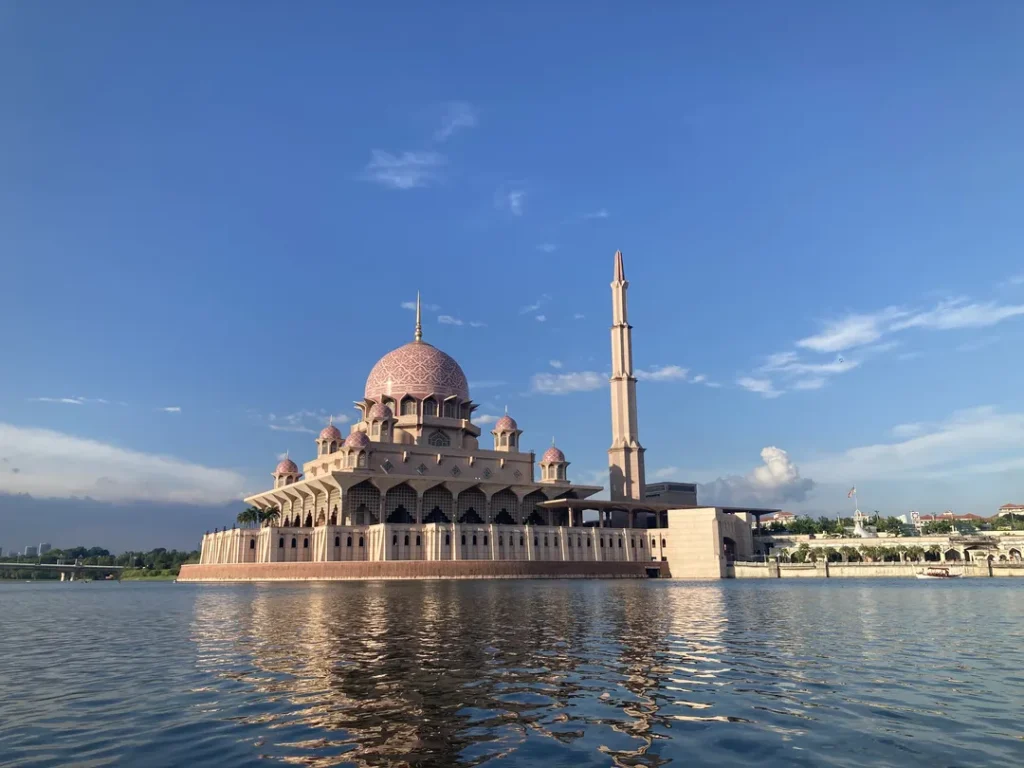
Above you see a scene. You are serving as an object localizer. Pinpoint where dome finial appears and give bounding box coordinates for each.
[328,414,334,426]
[551,436,556,446]
[414,291,423,342]
[504,404,508,415]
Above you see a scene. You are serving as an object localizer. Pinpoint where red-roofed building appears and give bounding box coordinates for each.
[997,503,1024,517]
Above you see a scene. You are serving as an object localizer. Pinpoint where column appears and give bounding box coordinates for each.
[415,493,423,525]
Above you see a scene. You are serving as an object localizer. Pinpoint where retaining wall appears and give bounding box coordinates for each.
[733,561,1024,579]
[178,560,670,582]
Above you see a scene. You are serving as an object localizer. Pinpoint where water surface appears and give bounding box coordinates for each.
[1,579,1021,767]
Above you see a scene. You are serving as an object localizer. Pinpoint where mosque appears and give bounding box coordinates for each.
[183,252,769,581]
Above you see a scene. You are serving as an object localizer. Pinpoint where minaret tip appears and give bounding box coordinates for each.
[613,250,625,282]
[504,404,508,415]
[414,292,423,342]
[328,414,334,426]
[551,436,556,446]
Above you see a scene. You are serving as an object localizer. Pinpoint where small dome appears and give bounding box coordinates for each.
[493,414,518,431]
[344,431,370,448]
[541,445,566,464]
[319,424,343,441]
[275,458,299,475]
[367,402,393,421]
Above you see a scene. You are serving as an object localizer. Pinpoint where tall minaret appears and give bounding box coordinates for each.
[608,250,646,501]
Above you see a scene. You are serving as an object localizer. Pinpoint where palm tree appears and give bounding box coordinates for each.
[259,507,281,527]
[236,507,257,527]
[905,545,925,562]
[839,545,859,562]
[822,546,839,563]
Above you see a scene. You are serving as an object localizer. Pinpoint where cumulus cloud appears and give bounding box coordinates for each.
[549,360,563,369]
[699,447,815,506]
[475,414,499,425]
[535,315,547,322]
[0,423,246,504]
[363,150,445,190]
[737,377,782,398]
[531,371,604,395]
[635,365,687,382]
[433,101,477,142]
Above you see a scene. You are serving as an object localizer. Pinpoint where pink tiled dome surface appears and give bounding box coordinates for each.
[319,425,343,440]
[493,414,518,431]
[541,446,566,464]
[367,402,394,420]
[275,458,299,474]
[364,341,469,401]
[344,431,370,448]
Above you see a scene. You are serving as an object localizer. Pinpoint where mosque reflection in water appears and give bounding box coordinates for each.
[188,582,739,767]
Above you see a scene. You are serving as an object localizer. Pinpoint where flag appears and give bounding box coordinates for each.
[847,486,856,498]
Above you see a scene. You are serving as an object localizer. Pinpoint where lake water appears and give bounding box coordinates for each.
[1,579,1021,767]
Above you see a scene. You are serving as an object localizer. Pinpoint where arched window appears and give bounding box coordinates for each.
[347,536,352,547]
[652,538,657,548]
[520,536,524,546]
[544,536,549,547]
[554,536,558,546]
[383,397,396,412]
[428,430,450,447]
[291,538,297,548]
[358,537,364,547]
[347,453,355,467]
[445,534,450,546]
[618,538,623,548]
[600,538,605,548]
[631,539,635,548]
[320,443,327,455]
[639,538,644,549]
[586,537,591,547]
[401,398,417,416]
[499,434,507,447]
[392,534,398,545]
[443,401,457,418]
[303,538,308,548]
[330,441,337,452]
[404,535,409,546]
[662,539,667,548]
[249,539,255,549]
[334,536,340,547]
[568,536,573,547]
[461,534,466,546]
[578,537,582,548]
[499,535,504,546]
[372,423,380,436]
[534,536,539,547]
[483,535,488,546]
[423,399,438,417]
[357,453,367,468]
[509,434,516,448]
[278,538,284,548]
[416,535,421,546]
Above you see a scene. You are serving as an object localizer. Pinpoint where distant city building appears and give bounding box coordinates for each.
[24,546,38,557]
[643,482,697,507]
[998,503,1024,517]
[38,543,51,555]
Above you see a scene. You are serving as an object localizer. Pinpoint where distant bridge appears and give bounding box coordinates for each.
[0,560,125,581]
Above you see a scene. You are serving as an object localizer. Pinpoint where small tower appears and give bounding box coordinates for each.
[491,407,522,452]
[539,439,569,484]
[366,402,394,442]
[608,250,646,501]
[273,456,301,489]
[316,416,343,456]
[343,430,370,468]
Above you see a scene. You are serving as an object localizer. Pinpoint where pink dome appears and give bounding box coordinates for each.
[344,431,370,448]
[319,424,343,440]
[541,445,566,464]
[494,414,518,431]
[275,458,299,475]
[367,402,393,420]
[364,341,469,401]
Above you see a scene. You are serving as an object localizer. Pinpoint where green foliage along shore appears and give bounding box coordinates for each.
[0,547,199,580]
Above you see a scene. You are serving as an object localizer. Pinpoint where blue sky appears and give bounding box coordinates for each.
[2,2,1023,550]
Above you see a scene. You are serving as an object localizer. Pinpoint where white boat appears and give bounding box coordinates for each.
[915,566,963,580]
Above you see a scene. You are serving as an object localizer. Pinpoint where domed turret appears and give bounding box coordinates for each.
[345,431,370,449]
[491,407,522,452]
[539,439,569,484]
[273,456,302,488]
[365,401,394,443]
[316,417,343,456]
[367,402,393,421]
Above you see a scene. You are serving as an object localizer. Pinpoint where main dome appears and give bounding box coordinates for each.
[364,341,470,401]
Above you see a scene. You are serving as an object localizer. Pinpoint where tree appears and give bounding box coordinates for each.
[236,507,260,528]
[905,545,925,562]
[259,507,281,527]
[839,545,860,562]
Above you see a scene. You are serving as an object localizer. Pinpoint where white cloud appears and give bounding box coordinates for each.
[803,406,1024,482]
[160,406,182,413]
[530,371,604,395]
[438,315,464,326]
[793,378,825,391]
[891,422,927,438]
[1008,274,1024,286]
[652,466,681,480]
[0,423,246,504]
[582,209,609,219]
[549,360,563,369]
[892,298,1024,331]
[737,377,782,398]
[266,410,348,434]
[700,446,814,506]
[537,243,558,253]
[705,382,722,388]
[796,307,906,353]
[574,313,585,320]
[475,414,499,425]
[635,365,688,382]
[433,101,477,142]
[30,396,108,406]
[535,315,547,322]
[401,300,440,312]
[495,185,527,216]
[363,150,445,190]
[691,374,706,384]
[898,351,923,361]
[469,321,487,328]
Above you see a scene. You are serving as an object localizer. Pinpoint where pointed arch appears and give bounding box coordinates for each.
[491,489,518,525]
[458,487,487,524]
[423,485,454,524]
[523,490,547,525]
[346,481,380,525]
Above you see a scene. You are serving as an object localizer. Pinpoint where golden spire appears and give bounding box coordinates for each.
[414,291,423,342]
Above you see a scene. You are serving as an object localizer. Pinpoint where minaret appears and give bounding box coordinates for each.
[608,250,646,501]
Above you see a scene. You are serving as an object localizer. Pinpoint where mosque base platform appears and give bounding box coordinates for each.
[178,560,670,582]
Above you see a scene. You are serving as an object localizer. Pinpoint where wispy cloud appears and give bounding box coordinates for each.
[530,371,605,395]
[469,321,487,328]
[691,374,706,384]
[401,300,440,312]
[537,243,558,253]
[0,422,246,504]
[160,406,182,413]
[582,209,609,219]
[549,360,563,369]
[535,315,547,322]
[475,413,499,425]
[265,410,349,434]
[363,150,445,190]
[438,315,463,326]
[433,101,477,142]
[573,313,585,320]
[519,294,551,315]
[1007,274,1024,286]
[652,466,682,480]
[737,377,783,399]
[635,365,688,382]
[30,396,108,406]
[759,352,859,377]
[792,378,825,391]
